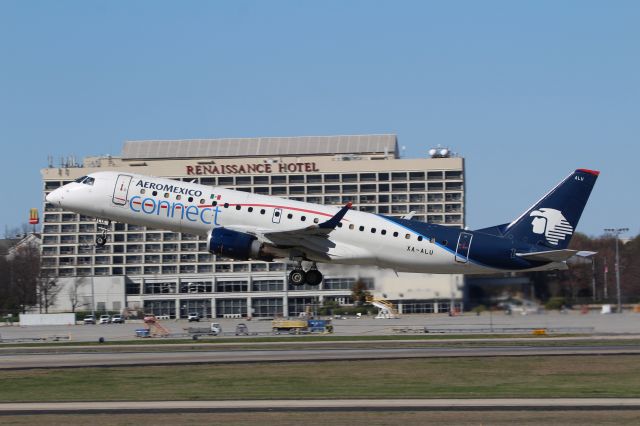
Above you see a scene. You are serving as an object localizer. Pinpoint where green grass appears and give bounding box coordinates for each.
[4,412,640,426]
[0,333,591,349]
[1,355,639,402]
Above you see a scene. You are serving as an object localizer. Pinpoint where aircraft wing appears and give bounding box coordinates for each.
[262,202,352,241]
[516,249,596,262]
[224,203,352,260]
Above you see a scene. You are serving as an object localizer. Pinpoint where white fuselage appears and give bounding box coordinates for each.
[47,171,494,274]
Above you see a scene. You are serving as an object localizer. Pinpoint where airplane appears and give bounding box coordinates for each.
[45,168,599,286]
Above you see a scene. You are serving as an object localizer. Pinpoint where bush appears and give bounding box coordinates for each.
[471,305,487,314]
[545,297,566,311]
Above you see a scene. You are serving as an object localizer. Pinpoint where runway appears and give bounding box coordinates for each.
[1,398,640,414]
[2,344,640,369]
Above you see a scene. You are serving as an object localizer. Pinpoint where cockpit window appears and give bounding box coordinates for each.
[74,176,95,186]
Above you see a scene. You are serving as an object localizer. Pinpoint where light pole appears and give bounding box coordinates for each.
[604,228,628,314]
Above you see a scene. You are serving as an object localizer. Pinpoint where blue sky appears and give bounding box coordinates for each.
[1,1,638,237]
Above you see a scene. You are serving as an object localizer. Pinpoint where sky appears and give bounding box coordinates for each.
[0,1,638,238]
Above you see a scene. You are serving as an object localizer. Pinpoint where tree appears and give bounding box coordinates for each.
[0,256,11,315]
[6,241,40,313]
[38,275,61,314]
[351,279,372,306]
[68,277,87,313]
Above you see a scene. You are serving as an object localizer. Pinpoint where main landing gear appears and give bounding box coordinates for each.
[96,219,111,247]
[289,262,323,287]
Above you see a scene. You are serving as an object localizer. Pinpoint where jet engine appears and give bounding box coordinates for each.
[207,227,276,261]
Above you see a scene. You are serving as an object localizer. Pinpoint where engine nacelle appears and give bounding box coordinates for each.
[207,228,274,261]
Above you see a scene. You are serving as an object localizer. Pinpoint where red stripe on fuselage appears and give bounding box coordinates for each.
[197,203,350,220]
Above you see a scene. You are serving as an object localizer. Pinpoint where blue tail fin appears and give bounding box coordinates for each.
[504,169,599,249]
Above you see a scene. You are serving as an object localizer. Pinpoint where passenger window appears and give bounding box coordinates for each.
[260,209,266,214]
[359,226,364,231]
[371,228,377,233]
[313,218,319,224]
[248,207,253,212]
[236,205,241,211]
[381,229,386,235]
[152,191,158,196]
[287,213,293,219]
[349,224,354,230]
[188,197,194,203]
[405,234,411,239]
[338,223,343,228]
[274,211,280,217]
[211,200,217,206]
[301,216,306,221]
[200,199,205,204]
[224,203,229,208]
[176,195,182,201]
[164,193,170,198]
[417,236,423,241]
[393,232,399,237]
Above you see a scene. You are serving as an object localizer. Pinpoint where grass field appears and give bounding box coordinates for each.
[1,355,639,402]
[2,411,640,426]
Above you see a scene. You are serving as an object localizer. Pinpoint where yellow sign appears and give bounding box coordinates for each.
[29,208,39,225]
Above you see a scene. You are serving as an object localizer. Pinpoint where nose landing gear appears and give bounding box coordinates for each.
[288,261,323,287]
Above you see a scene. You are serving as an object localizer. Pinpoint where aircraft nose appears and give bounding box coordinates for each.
[46,188,63,206]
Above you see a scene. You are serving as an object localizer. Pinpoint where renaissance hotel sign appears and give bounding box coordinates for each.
[186,162,320,175]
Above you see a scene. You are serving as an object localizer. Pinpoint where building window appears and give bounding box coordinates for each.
[323,278,355,290]
[252,280,284,292]
[216,299,247,318]
[216,281,248,293]
[252,298,284,317]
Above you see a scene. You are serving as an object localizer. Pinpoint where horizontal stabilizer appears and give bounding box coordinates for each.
[516,249,580,262]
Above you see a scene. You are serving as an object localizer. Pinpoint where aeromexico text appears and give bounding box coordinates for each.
[186,162,320,175]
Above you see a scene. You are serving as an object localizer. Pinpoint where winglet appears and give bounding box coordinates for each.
[318,202,352,230]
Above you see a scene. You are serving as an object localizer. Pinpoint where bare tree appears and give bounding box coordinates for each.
[7,241,40,313]
[68,277,87,313]
[38,275,61,314]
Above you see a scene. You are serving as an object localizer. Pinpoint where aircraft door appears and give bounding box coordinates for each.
[455,232,473,263]
[272,208,282,224]
[112,174,133,206]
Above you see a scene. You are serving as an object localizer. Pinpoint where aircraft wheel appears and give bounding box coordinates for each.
[305,269,323,286]
[289,269,307,286]
[96,235,107,247]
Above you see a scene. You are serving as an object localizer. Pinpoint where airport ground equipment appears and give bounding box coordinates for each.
[141,314,170,337]
[368,297,400,319]
[272,318,334,334]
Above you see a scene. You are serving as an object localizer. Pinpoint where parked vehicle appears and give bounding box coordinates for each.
[83,315,96,325]
[235,323,250,336]
[272,318,333,334]
[111,314,125,324]
[210,323,222,335]
[99,315,111,324]
[187,313,201,322]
